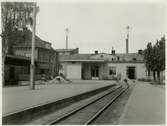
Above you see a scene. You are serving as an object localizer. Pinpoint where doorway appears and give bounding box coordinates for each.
[91,65,99,79]
[127,66,136,79]
[9,67,15,79]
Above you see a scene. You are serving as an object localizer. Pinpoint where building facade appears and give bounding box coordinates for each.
[56,48,79,55]
[59,50,150,80]
[5,34,58,85]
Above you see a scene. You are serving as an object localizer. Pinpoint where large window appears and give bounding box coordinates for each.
[109,66,116,75]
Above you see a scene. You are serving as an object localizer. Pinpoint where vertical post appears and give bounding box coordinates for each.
[30,2,37,90]
[126,38,128,54]
[126,25,130,54]
[55,52,59,76]
[65,28,69,49]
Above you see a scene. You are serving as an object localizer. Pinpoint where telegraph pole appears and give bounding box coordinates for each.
[126,25,130,54]
[30,2,37,90]
[65,28,69,49]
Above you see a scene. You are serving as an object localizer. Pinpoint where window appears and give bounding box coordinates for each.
[71,62,76,64]
[109,66,116,75]
[132,58,136,61]
[40,69,45,74]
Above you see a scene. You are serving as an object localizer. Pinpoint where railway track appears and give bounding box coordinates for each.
[48,84,129,125]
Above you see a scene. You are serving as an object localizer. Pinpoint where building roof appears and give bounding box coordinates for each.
[6,54,31,61]
[55,48,78,52]
[59,53,144,63]
[5,55,39,66]
[13,30,52,49]
[60,54,105,62]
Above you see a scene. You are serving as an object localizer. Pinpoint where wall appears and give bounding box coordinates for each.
[66,63,81,79]
[108,63,147,79]
[60,62,148,80]
[38,48,57,77]
[61,62,82,79]
[99,63,108,80]
[82,63,91,80]
[13,48,38,59]
[5,65,29,85]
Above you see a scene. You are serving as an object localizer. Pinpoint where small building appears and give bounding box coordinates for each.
[4,33,58,86]
[13,45,57,76]
[59,50,150,80]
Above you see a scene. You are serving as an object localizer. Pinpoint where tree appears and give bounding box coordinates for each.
[1,2,35,53]
[155,36,165,81]
[158,36,165,71]
[144,42,153,79]
[1,2,37,86]
[144,36,165,81]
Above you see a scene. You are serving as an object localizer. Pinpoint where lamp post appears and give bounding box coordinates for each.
[65,28,69,49]
[126,25,130,54]
[30,2,37,90]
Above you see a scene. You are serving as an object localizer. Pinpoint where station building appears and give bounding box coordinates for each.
[59,49,150,80]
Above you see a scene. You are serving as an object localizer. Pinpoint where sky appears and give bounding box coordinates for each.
[35,1,165,53]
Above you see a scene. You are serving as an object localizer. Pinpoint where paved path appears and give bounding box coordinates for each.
[3,80,115,116]
[119,81,165,124]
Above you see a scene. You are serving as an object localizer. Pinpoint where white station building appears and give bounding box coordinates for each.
[59,49,150,80]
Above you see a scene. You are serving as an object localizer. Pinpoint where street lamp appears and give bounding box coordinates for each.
[65,28,69,49]
[30,2,37,90]
[126,25,130,54]
[126,25,130,39]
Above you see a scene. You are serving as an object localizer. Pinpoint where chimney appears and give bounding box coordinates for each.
[75,48,79,54]
[138,49,143,55]
[126,38,129,54]
[95,50,98,54]
[111,47,115,55]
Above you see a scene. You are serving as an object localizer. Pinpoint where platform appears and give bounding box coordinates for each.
[3,80,115,116]
[119,81,165,124]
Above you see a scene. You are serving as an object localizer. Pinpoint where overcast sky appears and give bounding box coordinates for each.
[36,1,165,53]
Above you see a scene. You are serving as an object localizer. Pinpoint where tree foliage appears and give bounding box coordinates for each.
[1,2,36,54]
[144,36,165,73]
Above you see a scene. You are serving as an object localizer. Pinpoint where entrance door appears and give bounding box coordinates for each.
[127,67,136,79]
[91,66,99,79]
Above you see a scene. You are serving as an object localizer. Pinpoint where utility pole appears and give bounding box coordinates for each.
[126,25,130,54]
[65,28,69,49]
[30,2,37,90]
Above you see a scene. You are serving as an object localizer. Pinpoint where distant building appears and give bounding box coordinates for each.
[56,48,79,55]
[59,49,151,80]
[13,43,57,76]
[5,32,58,86]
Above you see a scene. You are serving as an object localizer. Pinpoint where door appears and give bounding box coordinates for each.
[127,67,136,79]
[91,65,99,79]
